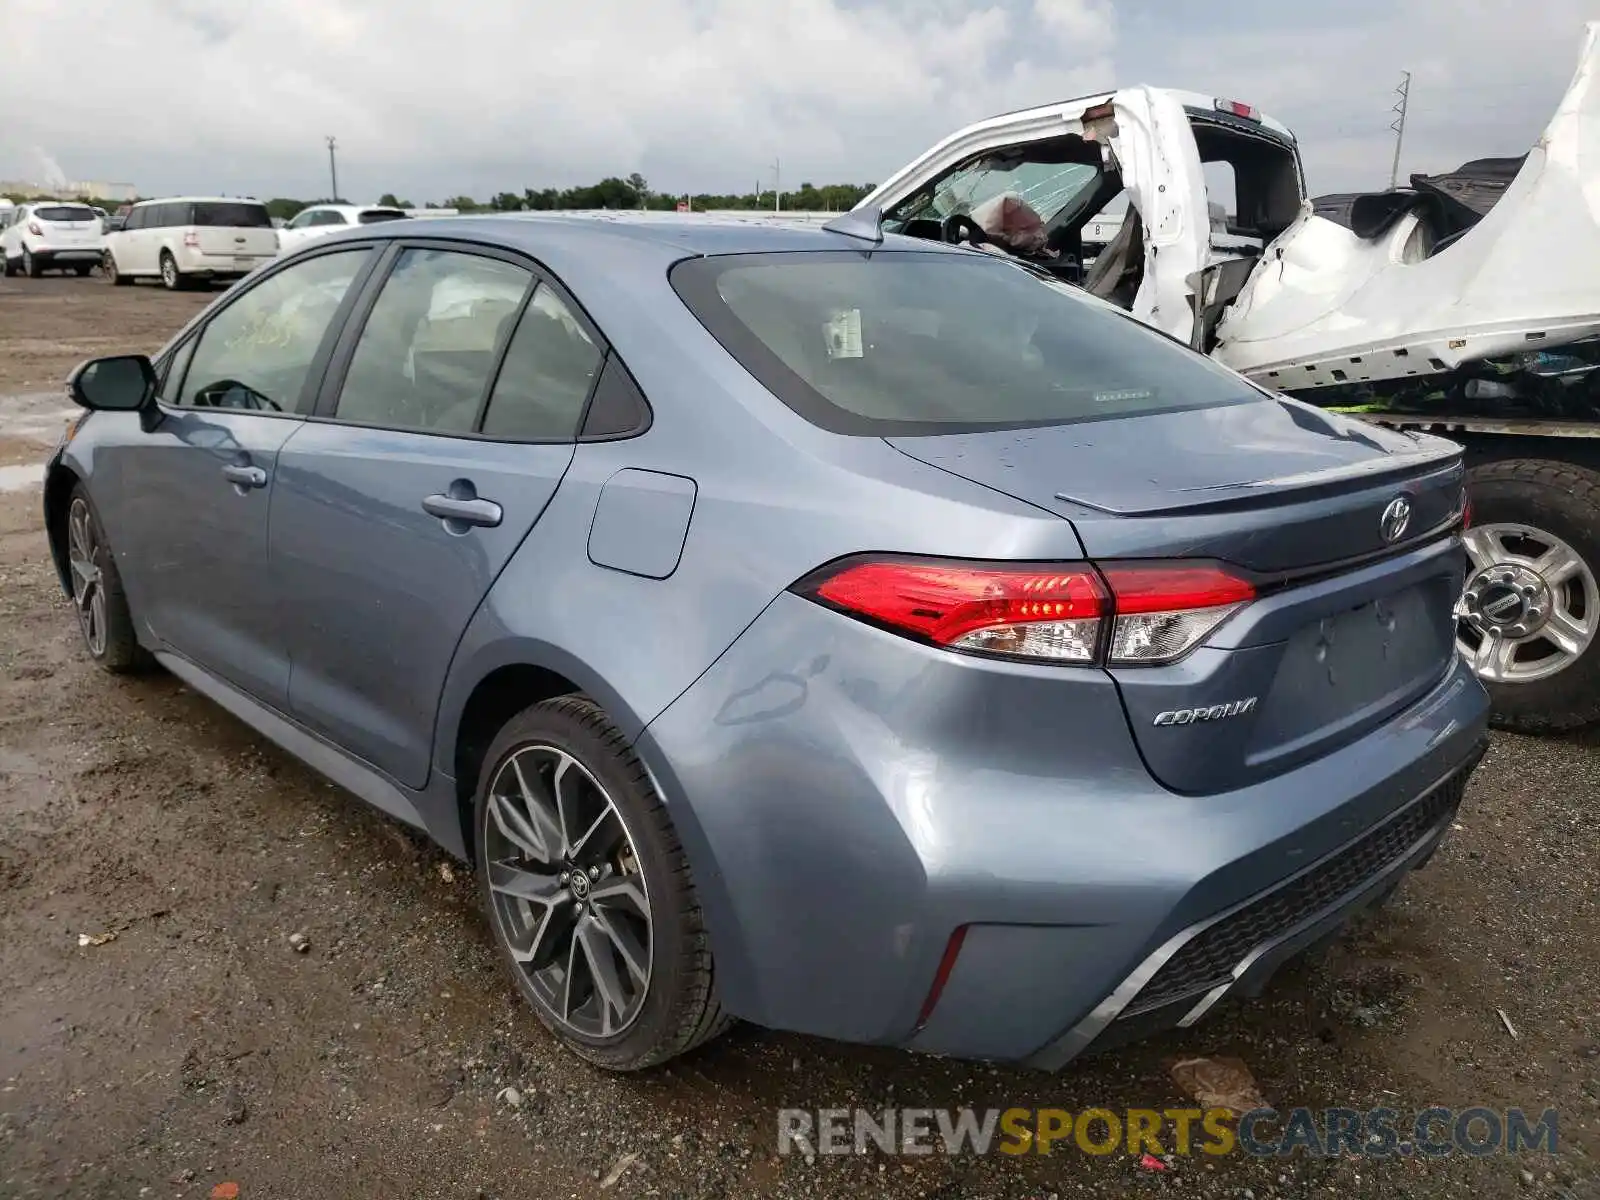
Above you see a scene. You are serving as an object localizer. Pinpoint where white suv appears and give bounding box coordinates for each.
[105,197,279,289]
[275,203,409,255]
[1,201,106,277]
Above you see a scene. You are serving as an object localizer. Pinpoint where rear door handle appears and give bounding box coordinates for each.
[222,464,268,489]
[422,493,503,528]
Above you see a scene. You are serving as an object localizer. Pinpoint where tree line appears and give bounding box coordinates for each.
[6,175,877,223]
[264,174,875,220]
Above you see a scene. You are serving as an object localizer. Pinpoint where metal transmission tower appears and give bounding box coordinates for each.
[326,136,340,202]
[1388,72,1412,190]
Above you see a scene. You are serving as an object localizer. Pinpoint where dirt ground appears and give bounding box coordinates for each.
[2,275,1598,1200]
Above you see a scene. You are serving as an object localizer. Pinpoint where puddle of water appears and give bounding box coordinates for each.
[0,463,45,492]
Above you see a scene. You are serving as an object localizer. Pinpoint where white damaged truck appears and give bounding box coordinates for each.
[858,22,1600,733]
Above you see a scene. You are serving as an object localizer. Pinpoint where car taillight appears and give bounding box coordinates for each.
[797,556,1255,667]
[1214,98,1260,120]
[183,231,200,247]
[1098,563,1255,665]
[27,221,42,236]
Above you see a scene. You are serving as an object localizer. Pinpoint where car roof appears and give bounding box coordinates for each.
[324,210,973,263]
[303,203,405,214]
[129,196,269,208]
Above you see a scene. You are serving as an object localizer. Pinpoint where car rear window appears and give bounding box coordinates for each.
[191,202,273,228]
[35,206,97,222]
[670,251,1265,435]
[357,209,409,225]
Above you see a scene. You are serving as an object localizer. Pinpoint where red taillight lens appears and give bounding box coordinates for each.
[27,221,42,236]
[1462,495,1473,529]
[1215,99,1260,120]
[800,556,1254,667]
[1098,563,1255,665]
[811,558,1109,663]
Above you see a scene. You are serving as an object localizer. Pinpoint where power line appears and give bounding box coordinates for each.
[1388,71,1412,189]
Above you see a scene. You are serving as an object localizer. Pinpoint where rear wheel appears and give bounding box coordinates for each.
[2,254,14,278]
[65,486,148,673]
[473,696,730,1070]
[107,253,132,286]
[160,251,182,291]
[23,248,42,278]
[1458,458,1600,731]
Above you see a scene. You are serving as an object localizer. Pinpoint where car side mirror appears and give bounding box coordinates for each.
[68,355,158,413]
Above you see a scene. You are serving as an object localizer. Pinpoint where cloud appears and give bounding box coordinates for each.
[0,0,1591,201]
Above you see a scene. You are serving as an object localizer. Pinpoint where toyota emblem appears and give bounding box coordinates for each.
[1380,496,1412,543]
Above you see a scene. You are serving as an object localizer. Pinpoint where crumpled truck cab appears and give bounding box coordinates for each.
[860,85,1306,351]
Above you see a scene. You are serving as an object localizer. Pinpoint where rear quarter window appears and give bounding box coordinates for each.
[670,250,1265,436]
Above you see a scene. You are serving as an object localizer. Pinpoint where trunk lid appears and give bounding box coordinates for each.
[887,400,1468,794]
[190,202,277,257]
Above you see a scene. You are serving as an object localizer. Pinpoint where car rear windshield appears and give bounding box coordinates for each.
[35,206,97,222]
[191,202,273,228]
[357,209,409,225]
[670,251,1264,435]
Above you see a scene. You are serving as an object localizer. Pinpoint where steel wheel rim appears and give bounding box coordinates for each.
[161,257,175,287]
[483,743,653,1039]
[67,498,107,657]
[1457,521,1599,683]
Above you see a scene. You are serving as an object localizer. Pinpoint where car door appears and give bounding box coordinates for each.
[269,242,603,786]
[112,244,378,706]
[276,208,317,253]
[129,204,160,274]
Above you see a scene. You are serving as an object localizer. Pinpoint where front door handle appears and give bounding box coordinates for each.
[422,493,503,528]
[222,464,268,489]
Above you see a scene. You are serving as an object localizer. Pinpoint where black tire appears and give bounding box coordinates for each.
[107,253,132,286]
[473,696,730,1070]
[160,251,183,291]
[2,255,15,278]
[64,484,150,674]
[1465,458,1600,732]
[24,249,42,278]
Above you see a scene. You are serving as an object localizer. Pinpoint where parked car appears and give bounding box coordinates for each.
[45,215,1488,1071]
[104,196,278,289]
[859,20,1600,734]
[1,201,106,277]
[274,203,409,255]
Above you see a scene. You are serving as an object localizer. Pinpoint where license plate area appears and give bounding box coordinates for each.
[1248,583,1452,759]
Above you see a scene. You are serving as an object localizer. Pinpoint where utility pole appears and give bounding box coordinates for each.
[772,158,782,213]
[1388,72,1411,190]
[326,135,340,202]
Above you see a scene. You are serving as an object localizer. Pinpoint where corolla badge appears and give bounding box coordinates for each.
[1153,697,1258,727]
[1380,496,1412,543]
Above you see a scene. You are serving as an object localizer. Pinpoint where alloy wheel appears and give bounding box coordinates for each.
[67,498,108,657]
[1457,521,1599,683]
[161,256,176,288]
[482,743,653,1039]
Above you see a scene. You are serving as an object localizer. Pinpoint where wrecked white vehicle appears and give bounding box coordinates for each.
[856,21,1600,733]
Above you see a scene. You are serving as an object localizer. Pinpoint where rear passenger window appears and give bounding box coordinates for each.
[333,248,531,434]
[480,286,602,441]
[178,249,367,414]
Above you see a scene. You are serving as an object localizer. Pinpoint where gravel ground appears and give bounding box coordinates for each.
[1,276,1598,1200]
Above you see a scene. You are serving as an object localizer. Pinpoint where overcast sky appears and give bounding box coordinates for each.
[1,0,1594,203]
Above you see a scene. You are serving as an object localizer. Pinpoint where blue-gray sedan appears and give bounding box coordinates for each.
[43,212,1489,1070]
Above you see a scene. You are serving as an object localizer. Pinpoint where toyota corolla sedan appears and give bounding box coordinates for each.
[45,212,1489,1071]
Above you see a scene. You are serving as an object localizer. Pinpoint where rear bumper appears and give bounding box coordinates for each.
[25,244,103,262]
[638,590,1491,1064]
[174,249,276,277]
[1023,740,1482,1067]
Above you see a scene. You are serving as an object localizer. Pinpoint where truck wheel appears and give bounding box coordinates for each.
[1458,459,1600,732]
